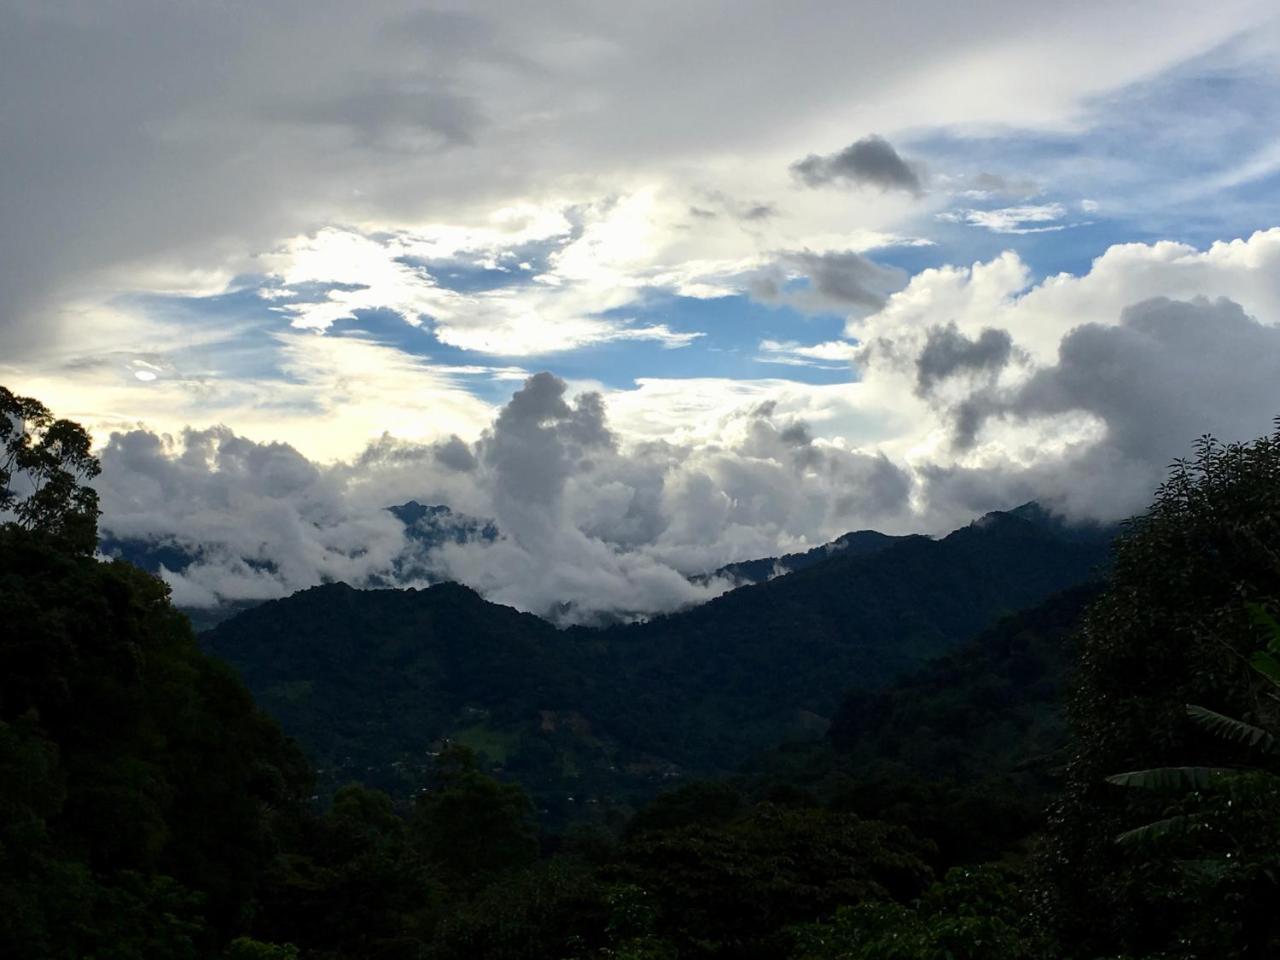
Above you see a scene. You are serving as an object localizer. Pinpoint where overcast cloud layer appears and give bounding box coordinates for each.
[6,2,1280,620]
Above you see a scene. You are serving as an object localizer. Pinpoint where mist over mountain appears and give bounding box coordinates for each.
[699,529,920,587]
[202,503,1114,809]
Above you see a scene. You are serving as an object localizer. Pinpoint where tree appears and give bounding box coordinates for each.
[1,385,100,554]
[1039,424,1280,958]
[0,389,312,956]
[791,866,1041,960]
[410,745,539,889]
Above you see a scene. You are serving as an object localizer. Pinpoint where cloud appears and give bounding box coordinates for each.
[952,171,1041,199]
[3,0,1271,374]
[791,136,923,194]
[846,230,1280,521]
[750,249,908,313]
[95,426,422,608]
[0,331,498,462]
[914,323,1015,396]
[937,202,1071,233]
[90,370,923,622]
[50,224,1280,623]
[996,296,1280,467]
[757,339,860,368]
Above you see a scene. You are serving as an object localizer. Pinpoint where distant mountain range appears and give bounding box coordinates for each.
[201,503,1116,815]
[698,529,921,587]
[99,501,500,628]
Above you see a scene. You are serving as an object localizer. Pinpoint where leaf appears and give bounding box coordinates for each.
[1176,858,1231,881]
[1106,767,1236,792]
[1249,650,1280,690]
[1185,704,1276,753]
[1115,814,1198,847]
[1247,602,1280,653]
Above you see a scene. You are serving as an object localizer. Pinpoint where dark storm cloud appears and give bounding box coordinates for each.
[790,135,923,194]
[433,435,479,472]
[1009,296,1280,463]
[915,323,1015,395]
[918,296,1280,515]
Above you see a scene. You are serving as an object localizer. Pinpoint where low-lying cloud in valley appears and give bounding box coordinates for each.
[91,230,1280,624]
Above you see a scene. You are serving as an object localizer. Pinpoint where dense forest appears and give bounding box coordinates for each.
[4,384,1280,958]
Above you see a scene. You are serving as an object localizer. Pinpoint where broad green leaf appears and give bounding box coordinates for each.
[1176,858,1231,881]
[1185,704,1276,752]
[1249,650,1280,689]
[1106,766,1236,792]
[1247,602,1280,654]
[1115,814,1198,847]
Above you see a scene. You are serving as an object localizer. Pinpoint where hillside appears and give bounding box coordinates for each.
[699,529,920,586]
[203,505,1114,808]
[584,505,1112,767]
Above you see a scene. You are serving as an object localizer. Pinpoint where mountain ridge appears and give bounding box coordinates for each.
[201,503,1117,810]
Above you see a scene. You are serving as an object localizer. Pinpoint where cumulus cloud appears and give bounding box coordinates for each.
[991,296,1280,467]
[846,230,1280,521]
[914,323,1015,396]
[93,372,917,623]
[750,249,908,313]
[791,136,923,195]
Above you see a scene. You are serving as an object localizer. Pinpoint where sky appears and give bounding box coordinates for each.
[5,0,1280,621]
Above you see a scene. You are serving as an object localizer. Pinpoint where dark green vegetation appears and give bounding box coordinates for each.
[1039,430,1280,958]
[204,502,1112,807]
[5,383,1280,959]
[700,527,917,585]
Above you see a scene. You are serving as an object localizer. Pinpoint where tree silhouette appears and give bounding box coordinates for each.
[0,385,100,553]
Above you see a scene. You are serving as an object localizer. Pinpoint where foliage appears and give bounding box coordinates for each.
[223,938,301,960]
[411,745,539,889]
[0,391,312,957]
[1040,425,1280,959]
[0,385,100,554]
[251,782,438,958]
[607,802,934,959]
[791,866,1041,960]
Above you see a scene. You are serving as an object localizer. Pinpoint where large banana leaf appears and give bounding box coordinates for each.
[1246,602,1280,648]
[1115,814,1198,847]
[1247,603,1280,689]
[1185,704,1276,752]
[1105,766,1236,791]
[1249,649,1280,688]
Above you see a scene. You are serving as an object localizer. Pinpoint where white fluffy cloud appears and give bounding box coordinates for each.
[92,369,924,622]
[843,229,1280,521]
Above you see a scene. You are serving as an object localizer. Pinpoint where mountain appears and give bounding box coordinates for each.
[825,581,1100,779]
[99,501,499,628]
[388,500,499,549]
[699,529,922,586]
[584,505,1113,767]
[741,583,1102,866]
[201,504,1116,811]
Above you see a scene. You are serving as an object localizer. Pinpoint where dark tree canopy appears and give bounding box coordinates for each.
[0,385,100,554]
[1040,424,1280,958]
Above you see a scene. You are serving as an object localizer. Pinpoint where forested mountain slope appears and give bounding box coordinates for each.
[204,505,1114,804]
